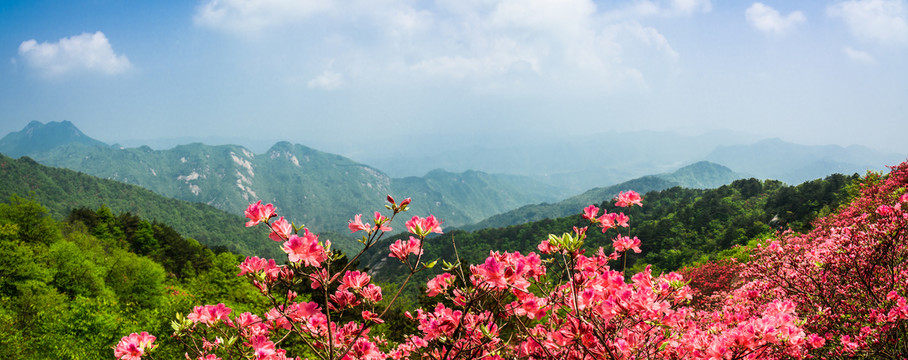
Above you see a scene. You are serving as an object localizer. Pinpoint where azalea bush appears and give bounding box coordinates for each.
[723,163,908,358]
[115,161,908,359]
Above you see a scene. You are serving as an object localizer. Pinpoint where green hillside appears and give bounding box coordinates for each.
[6,122,562,234]
[0,153,280,258]
[364,173,859,283]
[464,161,744,230]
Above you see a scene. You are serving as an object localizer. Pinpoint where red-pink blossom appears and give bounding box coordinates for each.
[268,217,292,241]
[245,201,276,227]
[114,332,156,360]
[362,310,384,324]
[350,339,384,360]
[361,283,383,303]
[187,303,232,326]
[237,256,282,282]
[282,229,327,267]
[876,204,894,216]
[339,270,371,291]
[582,205,600,221]
[348,214,372,233]
[615,190,643,207]
[373,211,392,232]
[330,290,361,310]
[612,212,630,227]
[612,235,642,253]
[406,215,443,238]
[389,237,423,260]
[426,273,456,297]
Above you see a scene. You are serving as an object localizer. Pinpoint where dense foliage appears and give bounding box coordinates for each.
[0,153,281,258]
[365,173,859,278]
[0,196,266,359]
[466,161,742,231]
[722,163,908,357]
[114,165,904,360]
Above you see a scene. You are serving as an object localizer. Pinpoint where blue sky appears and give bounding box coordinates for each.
[1,0,906,157]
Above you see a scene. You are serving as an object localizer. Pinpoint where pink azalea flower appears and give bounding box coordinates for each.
[426,273,456,297]
[329,290,360,310]
[612,235,642,253]
[237,256,282,282]
[876,205,894,216]
[245,201,276,227]
[582,205,600,221]
[373,211,392,232]
[597,213,615,232]
[615,190,643,207]
[361,283,383,303]
[348,213,373,233]
[406,215,443,238]
[611,212,630,227]
[283,301,322,322]
[188,303,232,325]
[282,229,327,267]
[247,335,276,360]
[362,310,385,324]
[340,270,371,291]
[268,217,292,241]
[389,236,423,260]
[537,239,556,254]
[351,339,384,360]
[308,268,330,290]
[114,332,156,360]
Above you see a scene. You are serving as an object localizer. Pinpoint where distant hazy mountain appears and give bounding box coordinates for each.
[2,122,564,233]
[462,161,744,230]
[357,129,762,193]
[704,138,904,184]
[0,120,109,157]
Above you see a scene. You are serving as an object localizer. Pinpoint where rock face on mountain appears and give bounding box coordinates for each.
[0,122,562,233]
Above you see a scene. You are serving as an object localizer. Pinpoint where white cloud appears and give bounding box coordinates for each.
[842,46,877,64]
[745,3,806,35]
[17,31,132,77]
[669,0,712,16]
[195,0,688,93]
[609,0,711,18]
[307,70,344,90]
[828,0,908,45]
[194,0,335,34]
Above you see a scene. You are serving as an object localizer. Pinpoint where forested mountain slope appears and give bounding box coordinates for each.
[2,121,564,233]
[464,161,744,230]
[364,173,859,282]
[0,153,280,258]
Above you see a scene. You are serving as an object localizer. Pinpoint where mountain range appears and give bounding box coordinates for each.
[354,130,903,193]
[462,161,744,230]
[1,121,567,233]
[1,121,902,235]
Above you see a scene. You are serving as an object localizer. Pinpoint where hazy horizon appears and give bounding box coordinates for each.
[2,0,907,157]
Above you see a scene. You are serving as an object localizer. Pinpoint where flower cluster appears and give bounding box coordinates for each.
[114,332,156,360]
[115,160,908,360]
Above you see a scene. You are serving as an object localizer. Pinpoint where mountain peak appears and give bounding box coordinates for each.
[0,121,108,157]
[665,161,742,189]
